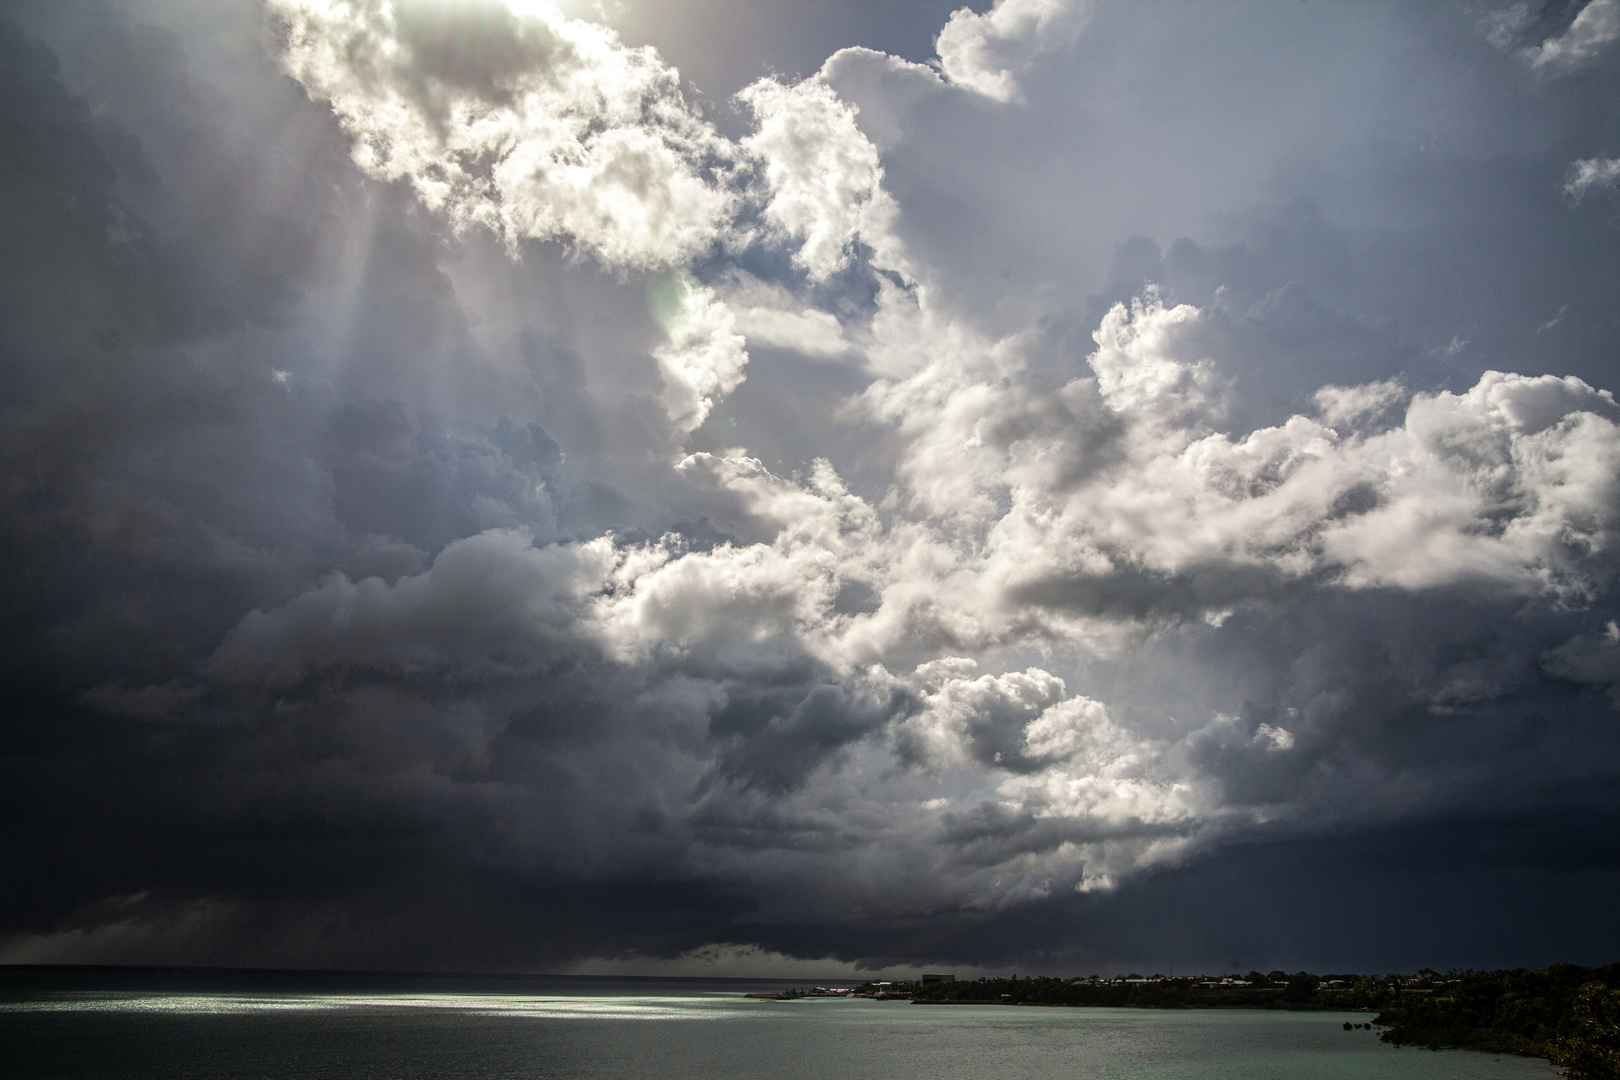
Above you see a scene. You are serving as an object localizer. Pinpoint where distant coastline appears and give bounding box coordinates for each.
[821,962,1620,1068]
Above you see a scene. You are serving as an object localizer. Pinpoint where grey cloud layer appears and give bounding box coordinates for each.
[2,0,1618,973]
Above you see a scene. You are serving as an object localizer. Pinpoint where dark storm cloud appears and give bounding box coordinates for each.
[0,1,742,965]
[2,0,1619,977]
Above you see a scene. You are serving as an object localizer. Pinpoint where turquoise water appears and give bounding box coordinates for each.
[1,982,1558,1079]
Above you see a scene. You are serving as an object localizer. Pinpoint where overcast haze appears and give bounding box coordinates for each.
[2,0,1618,979]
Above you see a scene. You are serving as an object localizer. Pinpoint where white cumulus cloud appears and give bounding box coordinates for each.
[1566,157,1620,202]
[1527,0,1620,75]
[649,277,749,434]
[269,0,739,270]
[739,76,901,280]
[934,0,1092,102]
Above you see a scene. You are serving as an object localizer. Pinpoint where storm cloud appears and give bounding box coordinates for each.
[2,0,1618,976]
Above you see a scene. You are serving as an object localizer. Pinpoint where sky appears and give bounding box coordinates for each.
[1,0,1618,980]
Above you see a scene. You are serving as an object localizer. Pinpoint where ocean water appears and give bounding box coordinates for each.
[0,975,1558,1080]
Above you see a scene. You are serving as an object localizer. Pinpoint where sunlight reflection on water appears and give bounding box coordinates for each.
[1,993,748,1020]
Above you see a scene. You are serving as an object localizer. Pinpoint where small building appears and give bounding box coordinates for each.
[920,973,955,984]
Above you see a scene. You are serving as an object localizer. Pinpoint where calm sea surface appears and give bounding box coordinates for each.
[0,975,1559,1080]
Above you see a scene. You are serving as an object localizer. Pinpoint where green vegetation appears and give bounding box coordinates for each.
[1373,963,1620,1068]
[1548,982,1620,1080]
[852,962,1620,1072]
